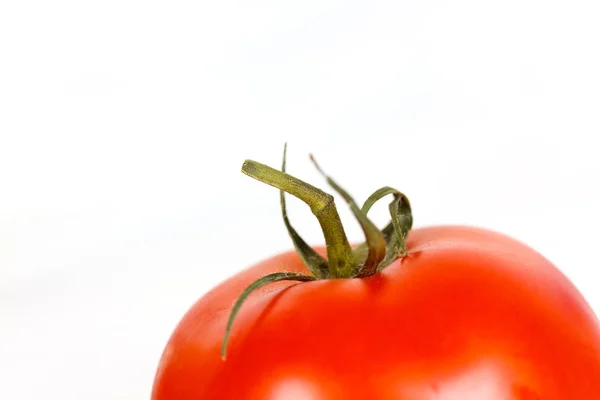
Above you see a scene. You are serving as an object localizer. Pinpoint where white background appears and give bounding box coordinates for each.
[1,1,599,399]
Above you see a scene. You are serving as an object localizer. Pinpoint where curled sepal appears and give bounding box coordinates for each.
[361,187,413,271]
[309,155,386,278]
[221,272,316,359]
[280,144,329,279]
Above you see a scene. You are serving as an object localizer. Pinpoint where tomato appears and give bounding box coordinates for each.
[152,226,600,399]
[151,149,600,399]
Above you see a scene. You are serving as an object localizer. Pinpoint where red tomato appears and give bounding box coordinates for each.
[152,225,600,399]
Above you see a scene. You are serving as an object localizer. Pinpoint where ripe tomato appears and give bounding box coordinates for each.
[152,150,600,399]
[152,226,600,399]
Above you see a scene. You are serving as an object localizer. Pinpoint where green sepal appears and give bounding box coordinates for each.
[280,144,329,279]
[309,155,386,277]
[221,272,317,359]
[361,186,413,271]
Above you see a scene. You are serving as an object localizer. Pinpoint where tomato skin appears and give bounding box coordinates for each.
[152,226,600,399]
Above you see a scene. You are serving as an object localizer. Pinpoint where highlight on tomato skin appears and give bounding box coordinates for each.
[151,149,600,400]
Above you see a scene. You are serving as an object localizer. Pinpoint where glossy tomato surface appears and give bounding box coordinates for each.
[152,226,600,399]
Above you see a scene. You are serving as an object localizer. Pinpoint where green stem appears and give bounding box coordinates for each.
[242,160,355,278]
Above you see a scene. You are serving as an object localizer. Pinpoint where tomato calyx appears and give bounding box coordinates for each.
[221,144,413,359]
